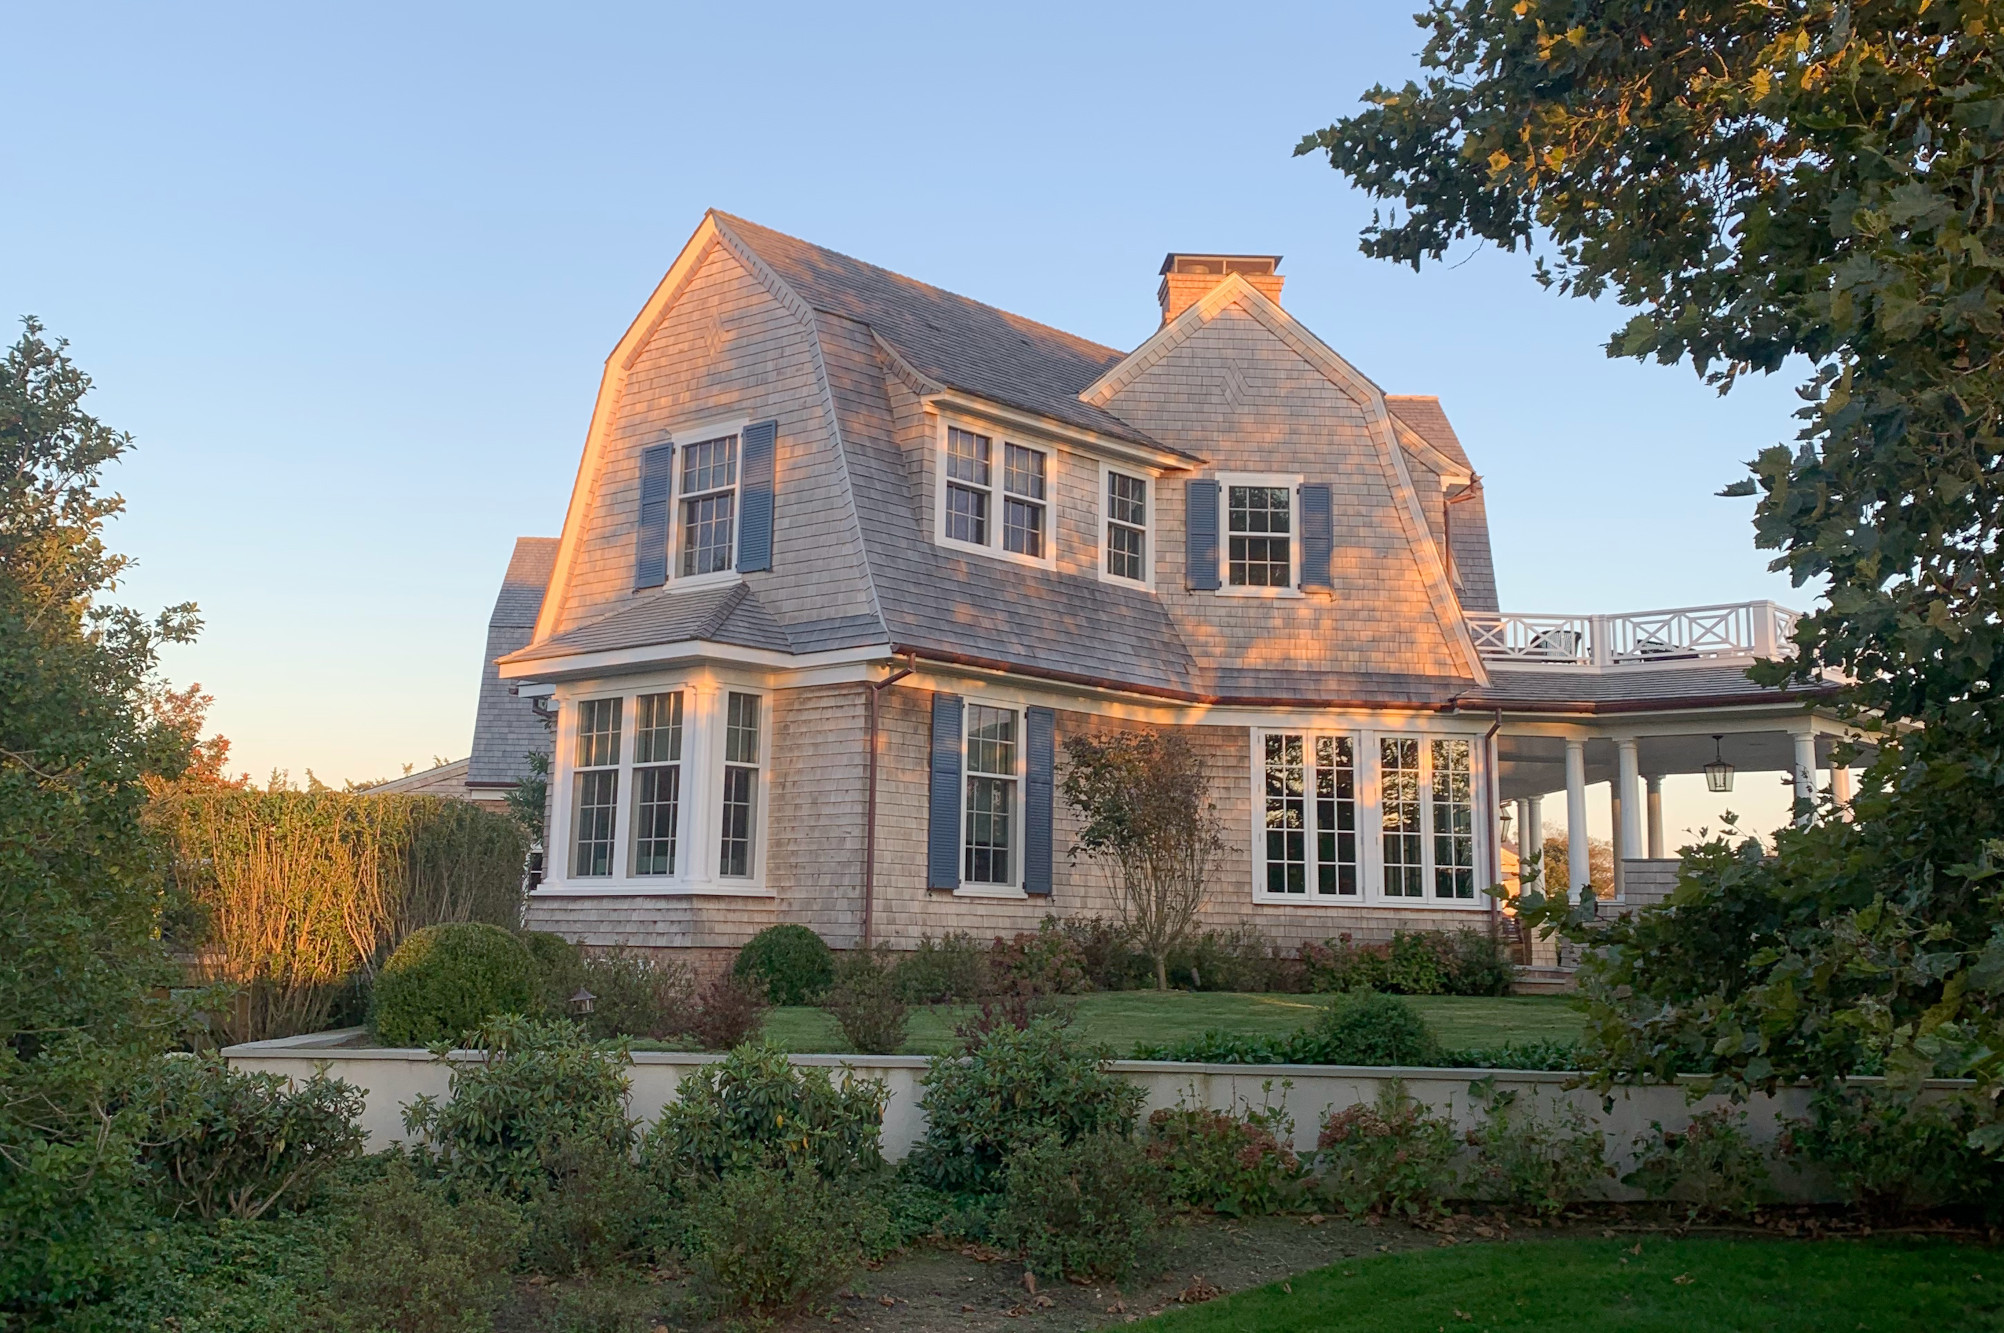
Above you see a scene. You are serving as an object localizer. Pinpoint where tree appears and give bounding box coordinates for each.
[1294,5,2004,1110]
[1534,833,1613,899]
[1,317,204,1316]
[1060,730,1232,990]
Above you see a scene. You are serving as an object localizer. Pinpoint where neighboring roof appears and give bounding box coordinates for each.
[714,213,1189,456]
[1472,664,1839,711]
[468,537,558,786]
[365,757,508,803]
[504,582,792,663]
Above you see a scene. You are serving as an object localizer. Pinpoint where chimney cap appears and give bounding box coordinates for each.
[1159,253,1283,277]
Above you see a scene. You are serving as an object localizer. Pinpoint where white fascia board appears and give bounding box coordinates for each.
[498,640,894,684]
[922,390,1199,474]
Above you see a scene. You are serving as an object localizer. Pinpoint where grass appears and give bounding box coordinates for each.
[1137,1236,2004,1332]
[647,991,1584,1057]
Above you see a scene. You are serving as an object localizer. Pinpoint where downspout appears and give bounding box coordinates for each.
[1483,709,1504,943]
[861,657,916,948]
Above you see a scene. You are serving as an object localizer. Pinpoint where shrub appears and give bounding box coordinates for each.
[1443,927,1515,997]
[891,932,989,1003]
[908,1018,1145,1194]
[140,1055,365,1220]
[1463,1078,1611,1215]
[1384,930,1454,994]
[685,971,769,1050]
[1307,989,1441,1066]
[1624,1107,1770,1220]
[319,1162,526,1333]
[1781,1086,2004,1219]
[642,1040,885,1187]
[519,929,584,1014]
[995,1131,1157,1281]
[733,925,834,1005]
[821,947,909,1054]
[1299,930,1512,998]
[1144,1098,1301,1216]
[1045,915,1148,991]
[1315,1081,1460,1218]
[684,1164,885,1318]
[576,950,690,1041]
[986,928,1089,997]
[403,1016,633,1200]
[1170,926,1293,993]
[373,922,537,1047]
[535,1279,661,1333]
[518,1133,661,1277]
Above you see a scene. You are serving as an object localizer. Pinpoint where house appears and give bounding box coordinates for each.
[471,211,1848,974]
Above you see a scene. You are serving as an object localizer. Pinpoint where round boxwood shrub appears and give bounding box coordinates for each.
[375,923,537,1046]
[1307,989,1441,1066]
[732,925,835,1006]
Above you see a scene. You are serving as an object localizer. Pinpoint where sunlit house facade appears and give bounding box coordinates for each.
[467,212,1847,973]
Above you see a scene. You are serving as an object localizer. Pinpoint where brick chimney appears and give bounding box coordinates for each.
[1158,253,1284,324]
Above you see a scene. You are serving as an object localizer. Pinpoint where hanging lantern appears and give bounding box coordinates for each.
[1704,735,1735,793]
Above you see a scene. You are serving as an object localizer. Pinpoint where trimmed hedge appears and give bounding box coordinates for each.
[374,923,537,1046]
[733,925,834,1006]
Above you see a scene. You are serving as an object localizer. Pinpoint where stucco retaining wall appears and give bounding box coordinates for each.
[225,1031,1971,1203]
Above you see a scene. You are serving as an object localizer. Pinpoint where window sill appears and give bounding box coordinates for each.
[1216,584,1306,599]
[1252,891,1490,909]
[661,569,743,594]
[951,884,1030,900]
[531,881,774,898]
[936,535,1059,573]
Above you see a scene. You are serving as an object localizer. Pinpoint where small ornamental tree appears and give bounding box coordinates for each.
[1060,730,1232,990]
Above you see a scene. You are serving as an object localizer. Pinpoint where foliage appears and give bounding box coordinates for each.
[1463,1078,1611,1216]
[683,1164,884,1319]
[571,949,690,1042]
[1143,1097,1301,1217]
[908,1017,1146,1194]
[985,927,1089,997]
[86,1211,337,1333]
[402,1016,633,1201]
[733,925,835,1006]
[1299,930,1512,998]
[1170,925,1298,993]
[641,1039,884,1186]
[534,1278,660,1333]
[994,1131,1157,1282]
[318,1161,525,1333]
[519,929,584,1016]
[1782,1085,2004,1220]
[684,971,768,1051]
[890,932,988,1003]
[1315,1081,1460,1218]
[139,1055,364,1221]
[1624,1108,1771,1221]
[373,923,537,1048]
[1301,0,2004,1115]
[151,788,528,1043]
[1536,834,1614,902]
[821,947,909,1054]
[503,748,550,842]
[1130,1024,1576,1071]
[1061,729,1232,989]
[1309,990,1442,1067]
[519,1134,658,1277]
[1045,915,1149,991]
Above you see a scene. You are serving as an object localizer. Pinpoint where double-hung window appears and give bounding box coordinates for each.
[679,434,739,576]
[1227,484,1293,587]
[1429,739,1476,900]
[1380,738,1425,897]
[718,692,761,878]
[571,698,622,877]
[1104,469,1148,583]
[963,704,1018,885]
[941,425,1052,565]
[630,691,683,876]
[1261,733,1357,896]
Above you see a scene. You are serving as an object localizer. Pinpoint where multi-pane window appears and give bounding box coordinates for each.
[1430,739,1476,899]
[1227,485,1292,587]
[1380,737,1425,897]
[631,691,683,876]
[571,698,622,877]
[1105,471,1148,582]
[1263,733,1357,896]
[679,434,738,576]
[964,704,1018,885]
[1002,443,1048,558]
[718,692,761,878]
[944,427,991,546]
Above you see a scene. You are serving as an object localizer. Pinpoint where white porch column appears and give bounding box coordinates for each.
[1565,739,1590,897]
[1832,762,1853,813]
[1792,730,1818,825]
[1645,774,1665,859]
[1616,738,1644,860]
[1521,795,1543,888]
[1610,784,1625,898]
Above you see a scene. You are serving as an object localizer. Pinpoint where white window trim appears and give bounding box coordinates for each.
[540,679,773,897]
[955,699,1029,899]
[1096,461,1155,590]
[665,414,749,587]
[1248,726,1490,909]
[1215,472,1304,598]
[933,417,1060,572]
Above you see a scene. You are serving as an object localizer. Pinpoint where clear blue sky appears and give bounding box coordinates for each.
[4,2,1806,841]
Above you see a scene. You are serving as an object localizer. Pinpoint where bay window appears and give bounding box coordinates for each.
[719,692,761,879]
[571,697,622,877]
[631,691,683,876]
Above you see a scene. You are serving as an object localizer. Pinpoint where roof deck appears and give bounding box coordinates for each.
[1466,600,1800,671]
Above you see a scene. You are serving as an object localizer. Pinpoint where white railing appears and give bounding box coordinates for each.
[1467,601,1799,669]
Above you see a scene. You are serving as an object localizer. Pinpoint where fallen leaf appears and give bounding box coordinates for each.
[1035,1295,1054,1308]
[1673,1273,1694,1285]
[1629,1243,1644,1256]
[1177,1277,1222,1305]
[878,1296,895,1308]
[1456,1311,1474,1322]
[1106,1301,1125,1315]
[961,1306,975,1313]
[1282,1282,1293,1295]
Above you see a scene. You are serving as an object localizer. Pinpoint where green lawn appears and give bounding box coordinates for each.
[1138,1237,2004,1332]
[716,991,1581,1057]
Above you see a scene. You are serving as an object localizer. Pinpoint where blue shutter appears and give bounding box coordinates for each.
[736,419,777,573]
[1023,706,1055,896]
[633,442,674,589]
[927,693,963,890]
[1185,479,1221,590]
[1299,483,1333,591]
